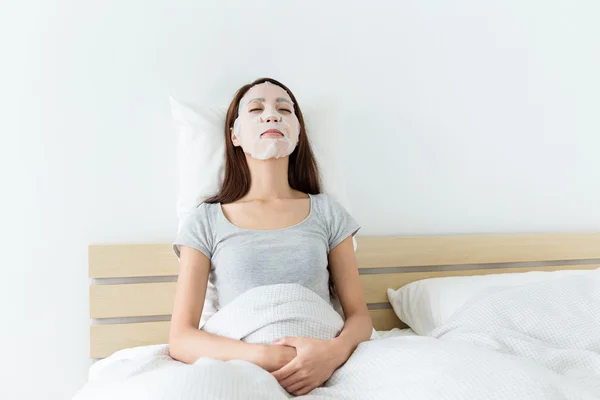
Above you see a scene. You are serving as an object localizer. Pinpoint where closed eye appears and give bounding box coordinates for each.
[249,108,263,113]
[279,108,292,114]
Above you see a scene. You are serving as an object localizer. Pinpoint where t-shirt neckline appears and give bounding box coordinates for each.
[217,193,313,232]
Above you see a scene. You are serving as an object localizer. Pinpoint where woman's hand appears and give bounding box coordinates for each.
[258,344,297,372]
[271,337,349,396]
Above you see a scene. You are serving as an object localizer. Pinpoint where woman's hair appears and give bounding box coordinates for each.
[205,77,321,204]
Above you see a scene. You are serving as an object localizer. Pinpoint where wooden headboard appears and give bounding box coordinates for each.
[89,233,600,358]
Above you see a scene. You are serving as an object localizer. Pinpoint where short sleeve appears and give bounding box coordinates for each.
[173,204,213,259]
[326,196,361,251]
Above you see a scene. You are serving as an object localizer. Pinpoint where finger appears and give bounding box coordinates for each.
[279,371,302,388]
[293,384,315,396]
[287,380,309,394]
[271,359,300,381]
[273,336,297,347]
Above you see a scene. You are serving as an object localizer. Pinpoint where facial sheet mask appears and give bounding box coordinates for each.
[233,82,300,160]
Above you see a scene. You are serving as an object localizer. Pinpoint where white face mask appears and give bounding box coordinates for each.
[232,82,300,160]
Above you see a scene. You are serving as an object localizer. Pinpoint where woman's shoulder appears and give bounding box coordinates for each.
[184,202,221,226]
[310,193,347,216]
[174,202,221,259]
[310,193,332,207]
[310,193,360,249]
[197,201,221,213]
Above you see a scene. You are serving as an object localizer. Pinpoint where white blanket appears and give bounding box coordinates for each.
[74,272,600,399]
[202,283,344,344]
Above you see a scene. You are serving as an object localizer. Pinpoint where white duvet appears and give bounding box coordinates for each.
[74,271,600,399]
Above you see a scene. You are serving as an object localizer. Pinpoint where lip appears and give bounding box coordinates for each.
[260,129,284,138]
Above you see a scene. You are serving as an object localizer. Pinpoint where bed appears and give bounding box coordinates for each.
[79,232,600,399]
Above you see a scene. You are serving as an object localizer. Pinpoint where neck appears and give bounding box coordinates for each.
[244,156,293,200]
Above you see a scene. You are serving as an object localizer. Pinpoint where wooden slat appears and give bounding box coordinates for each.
[89,244,178,278]
[356,233,600,269]
[90,282,177,318]
[90,321,170,359]
[88,265,600,318]
[360,264,600,304]
[89,234,600,277]
[90,313,403,358]
[369,309,407,331]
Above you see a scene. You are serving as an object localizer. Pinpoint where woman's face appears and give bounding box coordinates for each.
[232,82,300,160]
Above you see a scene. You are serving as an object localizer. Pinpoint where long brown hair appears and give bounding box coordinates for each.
[205,77,321,204]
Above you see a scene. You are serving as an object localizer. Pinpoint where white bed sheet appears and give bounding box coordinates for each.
[74,270,600,400]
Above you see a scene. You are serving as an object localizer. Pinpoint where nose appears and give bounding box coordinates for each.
[261,115,281,123]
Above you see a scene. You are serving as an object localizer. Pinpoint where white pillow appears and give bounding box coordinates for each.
[170,100,226,227]
[387,269,593,335]
[169,96,357,326]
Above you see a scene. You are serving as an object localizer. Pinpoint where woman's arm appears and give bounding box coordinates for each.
[168,246,296,369]
[327,235,373,359]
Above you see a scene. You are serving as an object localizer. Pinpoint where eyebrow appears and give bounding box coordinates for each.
[245,97,292,105]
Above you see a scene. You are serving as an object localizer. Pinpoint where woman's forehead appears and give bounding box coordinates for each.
[242,82,293,104]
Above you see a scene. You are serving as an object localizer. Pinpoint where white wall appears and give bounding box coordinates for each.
[2,0,599,398]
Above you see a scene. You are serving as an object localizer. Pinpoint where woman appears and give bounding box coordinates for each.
[169,77,372,396]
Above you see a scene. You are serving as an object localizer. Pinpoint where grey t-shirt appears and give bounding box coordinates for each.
[173,193,360,309]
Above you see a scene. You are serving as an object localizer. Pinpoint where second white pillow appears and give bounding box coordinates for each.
[387,268,593,335]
